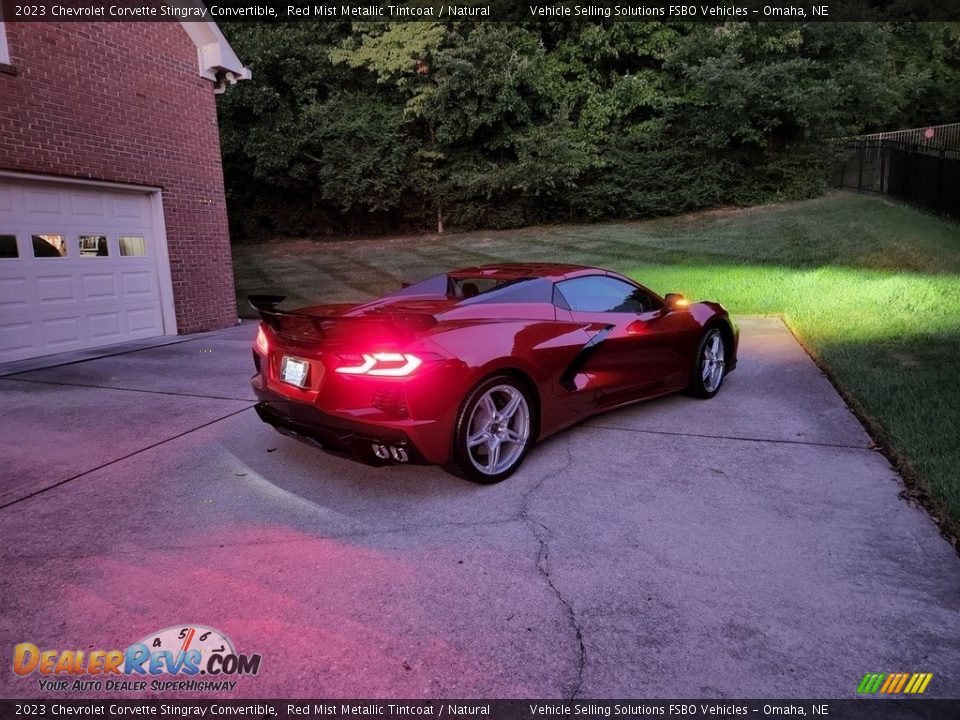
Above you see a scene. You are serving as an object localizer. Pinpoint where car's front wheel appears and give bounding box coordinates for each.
[449,375,535,484]
[688,328,727,399]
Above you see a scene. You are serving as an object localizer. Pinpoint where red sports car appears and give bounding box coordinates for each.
[250,263,738,483]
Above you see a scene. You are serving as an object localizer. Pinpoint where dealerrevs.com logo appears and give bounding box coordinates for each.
[13,625,262,692]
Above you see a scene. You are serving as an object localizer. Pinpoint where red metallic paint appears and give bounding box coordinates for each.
[250,264,739,468]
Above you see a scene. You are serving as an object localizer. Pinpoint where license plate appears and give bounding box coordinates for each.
[280,356,309,387]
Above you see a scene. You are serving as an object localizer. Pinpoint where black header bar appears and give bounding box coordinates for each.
[2,700,960,720]
[1,0,959,23]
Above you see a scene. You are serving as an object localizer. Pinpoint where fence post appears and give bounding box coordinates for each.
[937,148,945,215]
[905,144,912,203]
[879,143,886,194]
[857,141,864,191]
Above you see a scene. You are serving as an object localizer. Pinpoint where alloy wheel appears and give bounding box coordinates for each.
[702,332,725,393]
[465,384,531,476]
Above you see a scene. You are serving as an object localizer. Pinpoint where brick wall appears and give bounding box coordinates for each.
[0,21,237,334]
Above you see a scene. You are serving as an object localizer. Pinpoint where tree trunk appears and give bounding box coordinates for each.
[429,125,444,235]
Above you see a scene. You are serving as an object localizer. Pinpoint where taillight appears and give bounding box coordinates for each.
[335,352,422,377]
[255,324,270,355]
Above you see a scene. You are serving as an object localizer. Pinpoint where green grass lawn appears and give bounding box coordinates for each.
[232,191,960,540]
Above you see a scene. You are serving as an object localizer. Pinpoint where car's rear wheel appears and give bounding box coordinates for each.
[449,375,534,484]
[688,328,726,399]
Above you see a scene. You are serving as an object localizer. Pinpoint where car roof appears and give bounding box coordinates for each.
[448,263,598,281]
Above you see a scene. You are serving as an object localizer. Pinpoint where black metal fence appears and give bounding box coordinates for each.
[832,140,960,221]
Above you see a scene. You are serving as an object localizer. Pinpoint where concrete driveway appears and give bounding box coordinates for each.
[1,317,958,699]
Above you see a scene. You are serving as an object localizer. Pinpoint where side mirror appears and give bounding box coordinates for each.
[663,293,690,312]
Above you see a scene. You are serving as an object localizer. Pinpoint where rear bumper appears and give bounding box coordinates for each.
[253,389,430,466]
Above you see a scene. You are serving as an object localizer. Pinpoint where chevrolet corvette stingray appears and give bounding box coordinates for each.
[250,263,738,483]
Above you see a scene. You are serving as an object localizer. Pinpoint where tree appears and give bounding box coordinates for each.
[662,22,909,201]
[331,22,450,232]
[216,20,953,239]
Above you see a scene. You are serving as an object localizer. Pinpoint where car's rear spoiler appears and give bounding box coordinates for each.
[248,294,287,314]
[249,295,328,338]
[247,295,431,344]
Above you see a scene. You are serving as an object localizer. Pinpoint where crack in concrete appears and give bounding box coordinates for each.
[0,405,257,511]
[3,517,527,560]
[0,376,255,402]
[582,423,873,451]
[0,333,225,378]
[518,437,587,700]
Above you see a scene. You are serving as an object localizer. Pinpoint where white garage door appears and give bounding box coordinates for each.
[0,177,175,363]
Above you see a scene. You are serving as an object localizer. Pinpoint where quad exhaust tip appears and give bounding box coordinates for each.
[372,443,409,463]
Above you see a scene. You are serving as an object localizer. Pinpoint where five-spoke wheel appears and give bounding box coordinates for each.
[689,328,727,398]
[451,376,534,483]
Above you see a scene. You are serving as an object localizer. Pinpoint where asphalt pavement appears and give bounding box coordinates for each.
[1,317,958,699]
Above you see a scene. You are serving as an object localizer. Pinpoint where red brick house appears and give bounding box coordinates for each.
[0,17,249,363]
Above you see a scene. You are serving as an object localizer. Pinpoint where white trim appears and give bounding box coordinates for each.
[0,7,250,85]
[0,7,248,87]
[176,3,251,87]
[0,172,179,338]
[149,188,178,337]
[0,18,11,66]
[0,170,163,193]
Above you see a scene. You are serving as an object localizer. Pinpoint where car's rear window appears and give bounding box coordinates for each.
[388,273,525,300]
[448,276,520,299]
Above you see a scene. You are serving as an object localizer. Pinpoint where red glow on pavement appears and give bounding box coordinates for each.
[21,521,534,699]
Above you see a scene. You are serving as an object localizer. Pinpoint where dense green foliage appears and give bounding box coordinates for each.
[217,21,960,238]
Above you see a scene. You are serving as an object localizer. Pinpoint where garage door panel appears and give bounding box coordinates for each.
[71,192,107,218]
[0,321,33,355]
[88,311,122,341]
[113,195,150,220]
[24,188,62,215]
[0,276,29,307]
[126,306,162,334]
[121,270,156,297]
[81,273,119,300]
[0,179,169,363]
[42,316,82,348]
[35,274,77,303]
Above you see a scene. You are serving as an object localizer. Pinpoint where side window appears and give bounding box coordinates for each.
[0,234,17,259]
[31,234,67,258]
[119,236,146,256]
[79,235,109,257]
[555,276,657,314]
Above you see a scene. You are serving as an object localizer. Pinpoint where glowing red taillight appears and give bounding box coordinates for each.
[335,352,422,377]
[255,324,270,355]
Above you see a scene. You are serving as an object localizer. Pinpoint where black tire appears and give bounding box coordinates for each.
[446,374,536,484]
[687,327,727,399]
